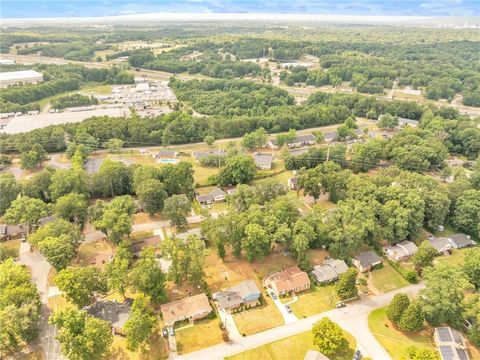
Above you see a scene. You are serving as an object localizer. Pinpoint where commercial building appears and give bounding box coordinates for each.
[0,70,43,88]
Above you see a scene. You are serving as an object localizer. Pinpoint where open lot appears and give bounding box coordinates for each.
[107,331,169,360]
[369,262,409,293]
[226,328,356,360]
[288,284,339,319]
[175,317,225,354]
[368,307,436,359]
[233,295,284,336]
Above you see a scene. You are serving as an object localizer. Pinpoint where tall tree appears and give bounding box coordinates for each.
[312,318,349,357]
[20,144,48,170]
[163,194,191,227]
[217,154,256,186]
[135,179,168,215]
[242,223,270,262]
[130,247,166,302]
[0,173,20,215]
[4,196,48,230]
[50,305,113,360]
[54,193,88,224]
[452,189,480,238]
[124,294,157,351]
[38,234,76,271]
[386,293,410,324]
[49,167,89,201]
[28,218,82,247]
[105,242,132,297]
[412,241,437,271]
[335,268,358,300]
[463,248,480,291]
[399,301,424,332]
[420,264,471,327]
[55,266,107,308]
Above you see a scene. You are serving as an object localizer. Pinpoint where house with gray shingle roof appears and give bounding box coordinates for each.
[311,259,348,284]
[87,299,133,334]
[213,280,261,313]
[253,153,273,170]
[385,240,418,262]
[195,187,226,205]
[353,250,382,273]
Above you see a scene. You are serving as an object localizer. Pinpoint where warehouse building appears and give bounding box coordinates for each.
[0,70,43,88]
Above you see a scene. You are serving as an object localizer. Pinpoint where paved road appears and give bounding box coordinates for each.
[173,283,424,360]
[84,214,204,243]
[18,242,63,360]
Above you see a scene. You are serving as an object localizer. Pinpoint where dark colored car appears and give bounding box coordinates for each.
[270,292,278,300]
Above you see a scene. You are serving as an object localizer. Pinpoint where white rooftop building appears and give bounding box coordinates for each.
[0,70,43,88]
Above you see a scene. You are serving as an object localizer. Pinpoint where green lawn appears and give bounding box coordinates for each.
[226,328,356,360]
[0,239,21,257]
[175,318,224,354]
[289,285,339,318]
[368,307,437,360]
[233,295,284,336]
[370,262,409,293]
[434,249,466,267]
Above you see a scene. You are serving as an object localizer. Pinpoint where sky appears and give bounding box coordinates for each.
[1,0,479,18]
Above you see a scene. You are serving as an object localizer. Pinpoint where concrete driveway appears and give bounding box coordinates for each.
[173,283,424,360]
[18,242,63,360]
[219,309,242,341]
[268,291,298,324]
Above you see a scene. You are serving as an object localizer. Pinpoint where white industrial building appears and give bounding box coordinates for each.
[0,70,43,88]
[0,59,16,65]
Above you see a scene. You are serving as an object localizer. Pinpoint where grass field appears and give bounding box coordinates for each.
[233,295,284,336]
[289,284,339,318]
[0,239,21,257]
[369,263,409,293]
[434,249,466,267]
[368,307,437,360]
[175,318,224,354]
[226,328,356,360]
[107,331,169,360]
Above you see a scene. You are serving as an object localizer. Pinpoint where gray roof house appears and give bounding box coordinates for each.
[385,240,419,262]
[353,250,383,273]
[192,150,226,162]
[154,150,177,158]
[311,259,349,284]
[174,228,203,242]
[213,280,261,312]
[196,187,227,205]
[87,299,133,334]
[398,117,419,127]
[429,237,453,254]
[434,327,470,360]
[449,234,475,249]
[253,153,273,170]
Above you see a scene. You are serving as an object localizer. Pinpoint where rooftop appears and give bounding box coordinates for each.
[87,299,132,329]
[0,70,43,81]
[354,250,382,268]
[265,266,310,292]
[253,153,273,166]
[160,293,212,325]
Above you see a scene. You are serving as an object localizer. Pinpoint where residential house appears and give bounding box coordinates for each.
[39,215,56,226]
[131,236,161,256]
[385,240,419,262]
[160,293,212,326]
[287,177,298,190]
[266,134,316,149]
[192,150,226,162]
[289,147,310,156]
[433,327,470,360]
[253,153,273,170]
[323,132,337,143]
[196,187,226,205]
[264,266,311,296]
[213,280,261,313]
[311,259,348,284]
[226,187,237,196]
[87,299,133,334]
[428,237,453,254]
[304,350,330,360]
[153,150,178,159]
[449,233,475,249]
[0,224,29,241]
[353,250,383,272]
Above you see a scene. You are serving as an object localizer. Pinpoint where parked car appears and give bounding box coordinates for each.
[336,302,346,308]
[285,305,292,313]
[162,328,168,338]
[353,350,362,360]
[168,327,174,337]
[270,291,278,300]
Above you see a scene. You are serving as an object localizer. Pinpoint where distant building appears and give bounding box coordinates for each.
[428,234,475,254]
[428,237,453,254]
[266,134,316,149]
[311,259,349,284]
[0,224,29,241]
[264,266,311,296]
[287,177,298,190]
[174,228,203,242]
[398,117,419,127]
[135,82,150,92]
[153,150,178,158]
[0,70,43,88]
[0,59,15,65]
[196,187,226,205]
[385,240,418,262]
[160,293,212,326]
[192,150,227,162]
[353,250,382,272]
[213,280,261,313]
[131,236,161,256]
[433,327,470,360]
[87,299,133,334]
[253,153,273,170]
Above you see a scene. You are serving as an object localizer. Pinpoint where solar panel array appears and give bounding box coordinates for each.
[439,345,455,360]
[438,327,453,342]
